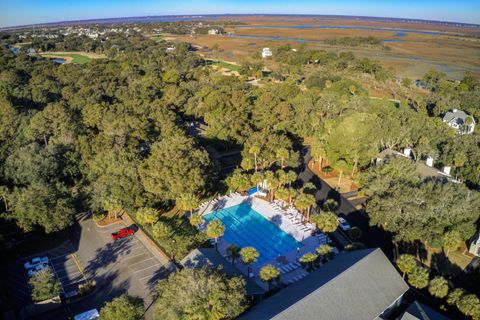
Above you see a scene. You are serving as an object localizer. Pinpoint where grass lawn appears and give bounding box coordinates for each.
[210,60,241,72]
[46,53,92,64]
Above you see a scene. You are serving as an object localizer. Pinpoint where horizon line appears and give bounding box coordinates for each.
[2,13,480,31]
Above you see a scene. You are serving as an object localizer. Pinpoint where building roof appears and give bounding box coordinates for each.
[239,248,409,320]
[180,248,265,295]
[400,301,450,320]
[443,109,474,125]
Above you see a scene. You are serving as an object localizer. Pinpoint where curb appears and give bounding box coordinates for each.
[93,218,124,228]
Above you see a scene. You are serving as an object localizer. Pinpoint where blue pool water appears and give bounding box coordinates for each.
[204,204,302,266]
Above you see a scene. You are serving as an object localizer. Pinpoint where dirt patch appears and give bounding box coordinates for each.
[308,159,359,193]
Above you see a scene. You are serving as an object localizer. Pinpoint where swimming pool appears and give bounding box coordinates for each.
[203,203,302,266]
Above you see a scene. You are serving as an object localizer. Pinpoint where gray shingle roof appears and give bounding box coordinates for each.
[442,110,471,124]
[180,248,265,295]
[239,248,409,320]
[400,301,450,320]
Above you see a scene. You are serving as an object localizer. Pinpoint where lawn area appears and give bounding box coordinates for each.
[209,60,241,72]
[42,53,92,64]
[423,243,474,277]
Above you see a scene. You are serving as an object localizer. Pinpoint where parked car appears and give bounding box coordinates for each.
[111,226,135,240]
[24,256,49,270]
[338,217,351,231]
[27,263,50,277]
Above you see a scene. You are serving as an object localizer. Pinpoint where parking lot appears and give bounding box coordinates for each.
[48,242,88,297]
[4,241,87,309]
[88,223,170,294]
[66,217,173,319]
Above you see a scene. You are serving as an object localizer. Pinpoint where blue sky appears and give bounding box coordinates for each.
[1,0,479,28]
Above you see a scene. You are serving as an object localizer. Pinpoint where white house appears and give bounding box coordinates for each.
[443,109,476,134]
[208,29,220,35]
[469,232,480,257]
[261,47,272,58]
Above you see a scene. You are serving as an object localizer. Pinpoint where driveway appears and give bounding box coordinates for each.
[297,147,395,259]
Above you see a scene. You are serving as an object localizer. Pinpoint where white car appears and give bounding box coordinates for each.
[338,217,351,231]
[24,257,49,270]
[27,263,50,277]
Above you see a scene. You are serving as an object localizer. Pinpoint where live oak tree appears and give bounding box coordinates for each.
[135,207,158,226]
[365,173,480,245]
[154,268,246,320]
[9,182,75,233]
[100,294,144,320]
[140,135,212,201]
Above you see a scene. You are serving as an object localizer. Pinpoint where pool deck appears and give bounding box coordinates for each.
[198,194,330,288]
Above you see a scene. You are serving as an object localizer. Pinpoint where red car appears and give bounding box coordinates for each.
[111,227,135,240]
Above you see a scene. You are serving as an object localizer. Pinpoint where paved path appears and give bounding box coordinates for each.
[297,147,395,259]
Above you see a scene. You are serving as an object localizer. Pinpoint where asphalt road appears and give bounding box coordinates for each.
[297,147,395,260]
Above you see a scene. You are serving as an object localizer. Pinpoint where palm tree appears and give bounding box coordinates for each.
[259,264,280,291]
[428,276,449,299]
[442,230,463,257]
[250,171,265,188]
[311,138,327,171]
[206,220,225,252]
[176,193,199,216]
[447,288,465,306]
[322,199,339,212]
[333,159,349,191]
[189,213,203,229]
[240,247,259,276]
[276,148,289,169]
[226,244,241,264]
[316,244,333,263]
[457,294,480,318]
[275,187,290,204]
[395,254,417,279]
[295,192,316,220]
[310,211,339,233]
[407,267,429,289]
[249,145,260,172]
[299,253,318,271]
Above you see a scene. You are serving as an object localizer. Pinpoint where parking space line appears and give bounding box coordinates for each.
[124,251,149,260]
[138,271,165,282]
[129,257,155,267]
[58,271,81,281]
[133,263,163,274]
[50,254,73,260]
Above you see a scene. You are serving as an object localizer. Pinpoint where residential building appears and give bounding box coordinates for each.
[208,29,220,35]
[240,248,409,320]
[469,232,480,257]
[261,47,272,58]
[442,109,476,134]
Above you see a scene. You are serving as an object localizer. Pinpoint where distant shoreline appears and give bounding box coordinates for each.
[2,14,479,31]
